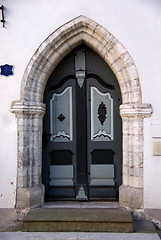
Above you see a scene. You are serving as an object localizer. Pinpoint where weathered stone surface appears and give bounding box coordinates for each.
[16,185,44,209]
[23,208,133,232]
[119,185,143,209]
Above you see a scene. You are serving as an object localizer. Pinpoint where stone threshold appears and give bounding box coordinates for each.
[42,201,119,209]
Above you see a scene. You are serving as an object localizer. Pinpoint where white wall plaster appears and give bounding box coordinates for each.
[0,0,161,208]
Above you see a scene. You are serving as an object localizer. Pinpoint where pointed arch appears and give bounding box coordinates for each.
[21,15,141,104]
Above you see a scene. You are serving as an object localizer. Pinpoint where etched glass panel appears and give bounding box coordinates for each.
[50,86,72,142]
[91,87,113,141]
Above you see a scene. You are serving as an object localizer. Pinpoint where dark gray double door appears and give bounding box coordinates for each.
[42,46,122,201]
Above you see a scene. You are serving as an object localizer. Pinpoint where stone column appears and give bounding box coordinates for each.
[11,100,45,208]
[119,104,152,209]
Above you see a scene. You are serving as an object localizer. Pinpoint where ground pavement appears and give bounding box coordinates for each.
[0,202,161,240]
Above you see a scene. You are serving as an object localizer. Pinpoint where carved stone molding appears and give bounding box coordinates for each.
[120,104,153,118]
[10,100,46,118]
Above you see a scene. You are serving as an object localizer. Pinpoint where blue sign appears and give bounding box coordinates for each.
[0,64,14,76]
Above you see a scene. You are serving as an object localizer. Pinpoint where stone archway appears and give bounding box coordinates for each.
[11,15,152,209]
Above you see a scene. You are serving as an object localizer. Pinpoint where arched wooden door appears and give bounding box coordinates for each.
[42,46,122,201]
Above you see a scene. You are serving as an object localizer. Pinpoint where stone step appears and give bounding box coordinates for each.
[23,208,133,232]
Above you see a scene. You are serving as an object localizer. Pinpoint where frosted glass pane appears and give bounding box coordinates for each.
[91,87,113,141]
[50,87,72,142]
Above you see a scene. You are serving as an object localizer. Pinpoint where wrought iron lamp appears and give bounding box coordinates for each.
[0,5,5,27]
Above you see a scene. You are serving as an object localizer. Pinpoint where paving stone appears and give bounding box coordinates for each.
[0,232,160,240]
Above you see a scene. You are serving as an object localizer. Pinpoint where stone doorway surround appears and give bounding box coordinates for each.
[10,16,152,209]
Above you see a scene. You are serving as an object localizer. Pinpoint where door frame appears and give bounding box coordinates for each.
[11,15,152,209]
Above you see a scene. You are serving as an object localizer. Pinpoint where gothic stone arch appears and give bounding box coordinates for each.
[11,16,152,209]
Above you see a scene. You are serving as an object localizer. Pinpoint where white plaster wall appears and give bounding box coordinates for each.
[0,0,161,208]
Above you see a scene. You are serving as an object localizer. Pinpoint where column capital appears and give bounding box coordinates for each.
[120,103,153,118]
[10,100,46,118]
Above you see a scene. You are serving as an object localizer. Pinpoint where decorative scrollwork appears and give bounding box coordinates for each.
[98,102,107,125]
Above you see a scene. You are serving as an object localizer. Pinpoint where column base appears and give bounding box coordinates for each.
[119,185,143,209]
[16,184,44,209]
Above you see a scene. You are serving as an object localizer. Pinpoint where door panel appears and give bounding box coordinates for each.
[50,165,73,186]
[90,165,115,185]
[50,150,74,186]
[43,79,76,200]
[86,77,118,200]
